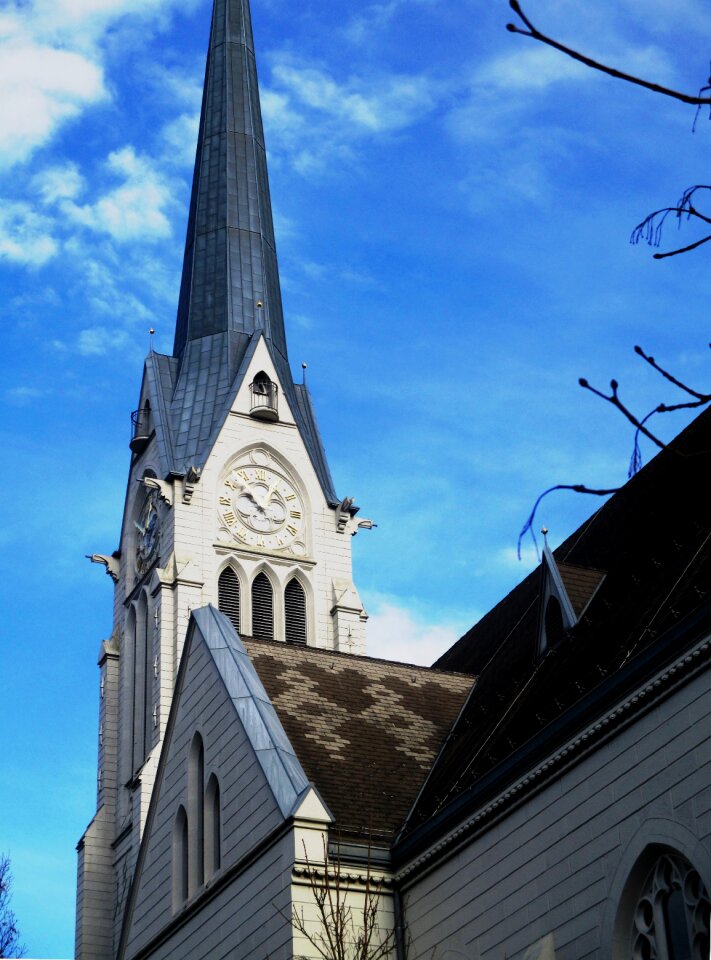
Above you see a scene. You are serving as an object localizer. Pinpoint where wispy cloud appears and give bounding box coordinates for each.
[263,56,442,175]
[52,147,175,242]
[0,202,58,266]
[366,597,469,666]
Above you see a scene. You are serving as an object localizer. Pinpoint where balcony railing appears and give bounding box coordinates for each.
[130,407,151,452]
[250,379,279,421]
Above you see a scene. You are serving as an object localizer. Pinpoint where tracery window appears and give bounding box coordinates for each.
[631,853,710,960]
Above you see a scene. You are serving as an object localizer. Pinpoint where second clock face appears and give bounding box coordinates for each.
[219,458,305,552]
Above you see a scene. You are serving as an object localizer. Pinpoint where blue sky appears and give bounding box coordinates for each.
[0,0,709,954]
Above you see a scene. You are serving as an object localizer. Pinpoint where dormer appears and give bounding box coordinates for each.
[538,545,606,656]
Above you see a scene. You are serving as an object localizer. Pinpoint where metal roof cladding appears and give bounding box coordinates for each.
[143,0,337,502]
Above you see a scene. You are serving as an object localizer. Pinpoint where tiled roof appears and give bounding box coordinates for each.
[404,407,711,838]
[244,640,475,844]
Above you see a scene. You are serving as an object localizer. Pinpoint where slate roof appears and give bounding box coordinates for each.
[243,639,475,844]
[401,406,711,841]
[138,0,338,503]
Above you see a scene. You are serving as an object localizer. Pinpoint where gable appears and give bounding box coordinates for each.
[120,606,311,959]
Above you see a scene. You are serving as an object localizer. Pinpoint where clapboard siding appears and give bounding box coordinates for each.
[403,660,711,960]
[125,631,287,958]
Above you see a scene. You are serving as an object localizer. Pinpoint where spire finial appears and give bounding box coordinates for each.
[149,328,155,353]
[541,527,550,549]
[302,362,308,386]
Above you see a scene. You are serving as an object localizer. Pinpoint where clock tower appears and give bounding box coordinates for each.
[75,1,369,956]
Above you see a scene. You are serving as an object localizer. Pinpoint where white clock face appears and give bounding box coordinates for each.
[219,453,306,553]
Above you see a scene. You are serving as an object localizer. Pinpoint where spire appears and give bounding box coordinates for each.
[173,0,286,366]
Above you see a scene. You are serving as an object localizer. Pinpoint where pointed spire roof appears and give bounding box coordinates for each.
[143,0,338,505]
[173,0,286,364]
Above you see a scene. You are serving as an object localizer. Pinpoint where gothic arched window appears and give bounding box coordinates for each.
[188,733,204,893]
[218,567,241,633]
[285,578,307,645]
[252,573,274,640]
[630,853,710,960]
[204,774,221,878]
[172,806,189,909]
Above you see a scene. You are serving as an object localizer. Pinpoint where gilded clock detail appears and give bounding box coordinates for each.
[219,450,306,554]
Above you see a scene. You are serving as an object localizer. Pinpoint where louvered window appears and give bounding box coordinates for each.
[218,568,241,633]
[252,573,274,640]
[285,578,307,645]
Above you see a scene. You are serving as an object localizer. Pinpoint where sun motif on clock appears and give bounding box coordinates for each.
[218,451,306,554]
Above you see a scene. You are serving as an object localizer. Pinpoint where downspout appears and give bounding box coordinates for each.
[393,884,407,960]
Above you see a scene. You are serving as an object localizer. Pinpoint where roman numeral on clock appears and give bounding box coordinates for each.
[223,511,236,525]
[290,510,302,520]
[287,525,298,537]
[219,496,231,506]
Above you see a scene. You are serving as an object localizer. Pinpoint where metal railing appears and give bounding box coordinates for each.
[249,379,279,420]
[130,407,151,451]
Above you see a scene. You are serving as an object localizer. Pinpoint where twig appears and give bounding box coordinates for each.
[579,378,667,449]
[518,484,620,560]
[506,0,711,106]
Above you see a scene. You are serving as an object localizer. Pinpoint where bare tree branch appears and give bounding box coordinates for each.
[506,0,711,106]
[578,378,667,450]
[0,855,24,960]
[634,345,711,401]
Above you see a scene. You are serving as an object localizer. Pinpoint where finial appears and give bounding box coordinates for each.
[149,328,155,353]
[302,361,307,385]
[541,527,549,548]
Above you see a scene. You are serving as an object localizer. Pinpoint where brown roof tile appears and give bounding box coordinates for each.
[244,641,474,844]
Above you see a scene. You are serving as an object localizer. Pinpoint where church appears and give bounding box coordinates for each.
[74,1,711,958]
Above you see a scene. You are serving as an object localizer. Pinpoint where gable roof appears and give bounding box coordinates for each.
[401,406,711,843]
[244,639,475,845]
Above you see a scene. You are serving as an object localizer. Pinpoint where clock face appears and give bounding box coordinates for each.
[219,453,306,553]
[135,490,160,575]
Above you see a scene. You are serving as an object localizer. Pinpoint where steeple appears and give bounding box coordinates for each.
[151,0,337,502]
[173,0,286,366]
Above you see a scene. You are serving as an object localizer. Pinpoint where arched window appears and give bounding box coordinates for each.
[218,567,241,633]
[627,853,710,960]
[544,596,565,650]
[172,806,189,909]
[132,594,151,771]
[188,734,204,893]
[204,774,221,878]
[252,573,274,640]
[285,578,307,645]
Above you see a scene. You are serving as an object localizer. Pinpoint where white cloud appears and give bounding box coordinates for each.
[162,112,200,168]
[0,202,58,266]
[0,27,105,168]
[263,57,441,175]
[344,0,436,46]
[0,0,196,168]
[366,600,467,667]
[76,326,131,356]
[60,147,174,242]
[33,163,85,204]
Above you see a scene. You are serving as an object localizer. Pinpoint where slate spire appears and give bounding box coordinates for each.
[173,0,286,366]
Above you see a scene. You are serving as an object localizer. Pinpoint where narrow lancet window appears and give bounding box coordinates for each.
[205,774,221,878]
[218,567,241,633]
[188,733,204,893]
[252,573,274,640]
[172,806,189,909]
[285,578,307,645]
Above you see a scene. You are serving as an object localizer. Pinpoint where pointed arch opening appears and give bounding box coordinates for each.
[614,847,710,960]
[188,733,204,893]
[218,566,241,634]
[285,577,307,645]
[172,805,189,909]
[204,774,221,878]
[252,572,274,640]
